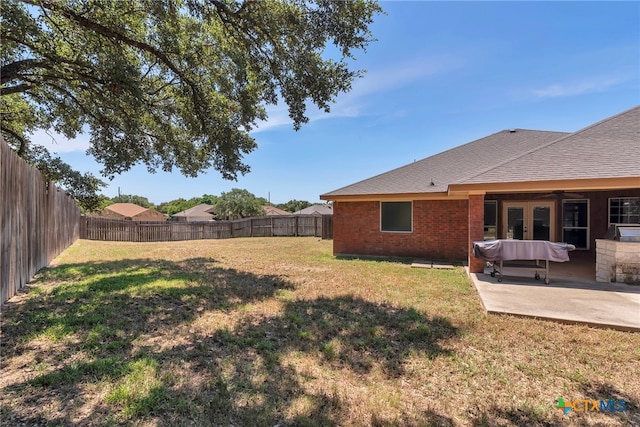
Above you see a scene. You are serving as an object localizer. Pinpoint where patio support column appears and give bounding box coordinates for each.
[468,194,485,273]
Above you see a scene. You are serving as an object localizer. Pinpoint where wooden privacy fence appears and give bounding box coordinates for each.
[80,214,333,242]
[1,138,81,305]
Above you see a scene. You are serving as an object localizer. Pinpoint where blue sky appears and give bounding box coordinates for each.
[35,1,640,205]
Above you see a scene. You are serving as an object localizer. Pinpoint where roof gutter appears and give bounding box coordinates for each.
[321,177,639,201]
[320,191,465,202]
[448,177,640,196]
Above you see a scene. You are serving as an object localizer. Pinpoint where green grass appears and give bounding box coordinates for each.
[105,358,167,419]
[0,237,638,426]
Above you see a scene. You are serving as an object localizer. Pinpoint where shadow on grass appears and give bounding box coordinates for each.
[471,406,562,427]
[209,295,457,377]
[154,295,459,425]
[2,257,292,352]
[579,381,639,425]
[1,257,458,426]
[372,410,455,426]
[469,381,639,427]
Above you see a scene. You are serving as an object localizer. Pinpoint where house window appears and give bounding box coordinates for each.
[562,199,589,249]
[381,201,412,232]
[609,197,640,225]
[484,200,497,240]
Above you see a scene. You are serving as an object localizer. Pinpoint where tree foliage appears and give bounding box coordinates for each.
[111,193,154,208]
[92,195,113,213]
[214,188,264,219]
[156,194,220,216]
[2,0,382,181]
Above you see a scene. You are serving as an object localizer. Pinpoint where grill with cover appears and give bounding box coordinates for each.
[473,240,576,284]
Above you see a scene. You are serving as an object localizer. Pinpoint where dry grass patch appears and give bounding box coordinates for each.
[1,237,638,426]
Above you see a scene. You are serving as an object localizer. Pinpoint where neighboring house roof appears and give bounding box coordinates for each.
[101,203,166,221]
[294,205,333,215]
[104,203,149,217]
[172,204,215,218]
[321,105,640,199]
[263,206,290,215]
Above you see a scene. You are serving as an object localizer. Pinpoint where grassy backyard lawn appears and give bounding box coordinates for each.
[1,237,638,426]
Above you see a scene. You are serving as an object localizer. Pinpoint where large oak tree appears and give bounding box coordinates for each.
[1,0,382,191]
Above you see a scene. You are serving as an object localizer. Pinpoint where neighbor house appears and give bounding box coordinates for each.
[294,204,333,215]
[99,203,166,222]
[263,205,291,216]
[320,106,640,274]
[172,204,216,222]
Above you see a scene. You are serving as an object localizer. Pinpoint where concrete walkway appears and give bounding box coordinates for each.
[468,268,640,331]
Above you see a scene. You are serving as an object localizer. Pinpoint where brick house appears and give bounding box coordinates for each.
[99,203,166,221]
[294,204,333,215]
[263,205,291,216]
[320,106,640,273]
[172,204,216,222]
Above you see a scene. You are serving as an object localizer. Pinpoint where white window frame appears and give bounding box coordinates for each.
[380,201,413,233]
[608,197,640,226]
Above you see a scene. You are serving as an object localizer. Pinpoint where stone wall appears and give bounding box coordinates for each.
[596,239,640,284]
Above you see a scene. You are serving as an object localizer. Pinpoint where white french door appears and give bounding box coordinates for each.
[503,201,555,241]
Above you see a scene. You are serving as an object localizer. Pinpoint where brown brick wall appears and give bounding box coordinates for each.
[333,199,469,260]
[332,189,639,261]
[468,194,486,273]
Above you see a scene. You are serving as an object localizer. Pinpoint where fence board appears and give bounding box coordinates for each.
[1,138,80,304]
[80,214,332,242]
[322,214,333,240]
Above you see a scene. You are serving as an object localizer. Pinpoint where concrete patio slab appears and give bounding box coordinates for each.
[468,268,640,332]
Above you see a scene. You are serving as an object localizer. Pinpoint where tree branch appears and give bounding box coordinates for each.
[0,58,52,84]
[0,83,33,95]
[0,125,29,156]
[45,81,100,122]
[23,0,195,91]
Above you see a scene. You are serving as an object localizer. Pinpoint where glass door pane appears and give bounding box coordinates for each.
[563,200,589,249]
[507,207,524,239]
[532,206,551,240]
[484,201,497,240]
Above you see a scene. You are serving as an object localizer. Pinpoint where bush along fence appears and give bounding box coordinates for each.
[80,214,333,242]
[1,137,81,304]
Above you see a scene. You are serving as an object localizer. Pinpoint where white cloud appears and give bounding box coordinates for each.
[252,104,294,133]
[530,75,630,99]
[30,129,91,153]
[350,55,465,98]
[252,54,466,133]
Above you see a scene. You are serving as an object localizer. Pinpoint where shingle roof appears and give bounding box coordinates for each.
[105,203,148,217]
[263,206,290,215]
[461,105,640,184]
[321,106,640,198]
[294,205,333,215]
[321,129,568,197]
[172,204,216,217]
